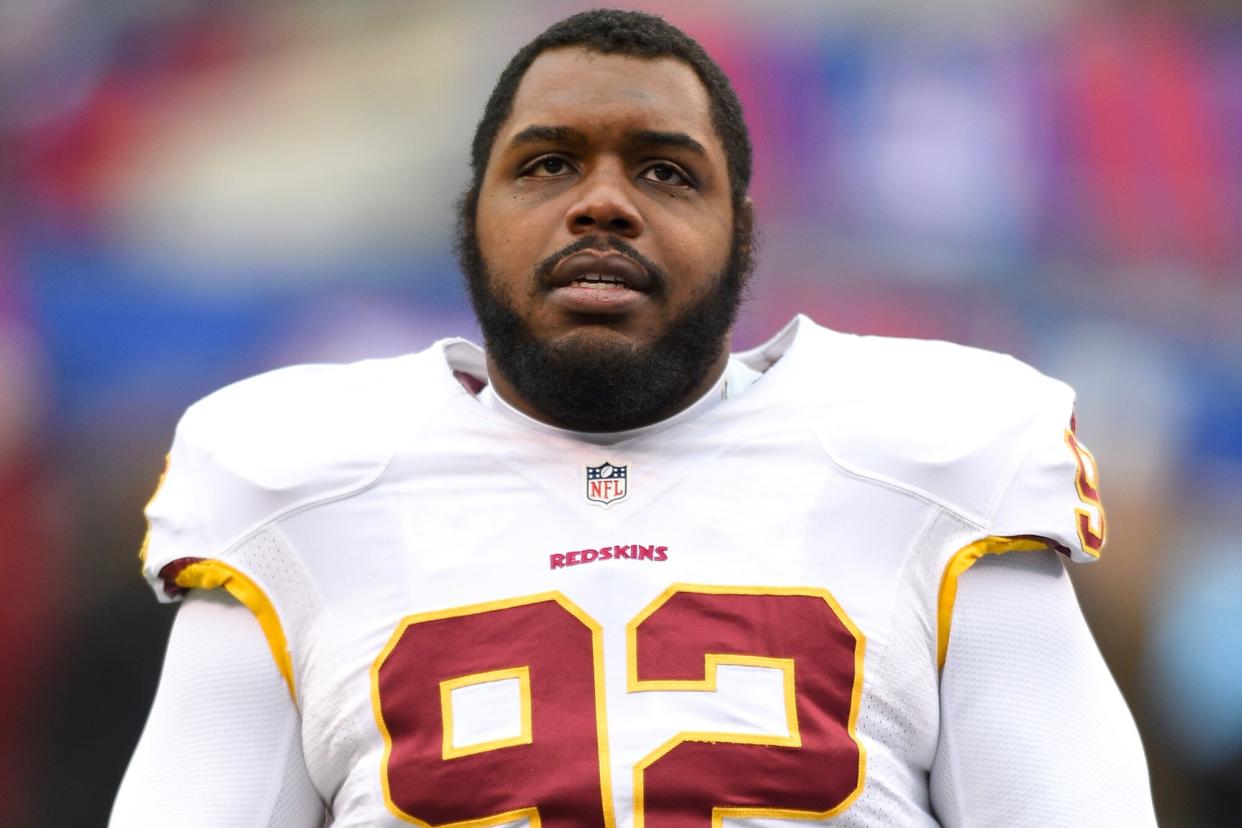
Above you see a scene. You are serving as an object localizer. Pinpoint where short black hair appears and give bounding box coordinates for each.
[467,8,752,209]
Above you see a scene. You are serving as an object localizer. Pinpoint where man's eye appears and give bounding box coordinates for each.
[525,156,572,176]
[642,163,691,187]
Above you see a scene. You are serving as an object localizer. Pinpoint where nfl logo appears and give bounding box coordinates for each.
[586,462,628,506]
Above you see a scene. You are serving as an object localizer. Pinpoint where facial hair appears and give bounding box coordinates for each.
[456,201,754,433]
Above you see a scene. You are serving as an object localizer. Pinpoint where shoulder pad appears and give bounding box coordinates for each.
[770,319,1096,561]
[140,345,464,598]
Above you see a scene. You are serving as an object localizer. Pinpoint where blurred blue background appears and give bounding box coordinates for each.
[1,0,1239,824]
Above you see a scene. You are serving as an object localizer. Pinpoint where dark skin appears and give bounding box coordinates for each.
[474,47,747,426]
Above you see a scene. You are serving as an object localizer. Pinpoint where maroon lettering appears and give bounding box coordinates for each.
[633,589,864,825]
[374,597,609,826]
[589,481,603,498]
[547,544,669,570]
[375,587,861,827]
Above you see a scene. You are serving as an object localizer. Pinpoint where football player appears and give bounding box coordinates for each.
[112,9,1157,827]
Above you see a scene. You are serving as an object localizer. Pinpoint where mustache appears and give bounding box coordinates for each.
[535,236,667,295]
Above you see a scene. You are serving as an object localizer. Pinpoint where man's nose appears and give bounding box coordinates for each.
[564,164,644,238]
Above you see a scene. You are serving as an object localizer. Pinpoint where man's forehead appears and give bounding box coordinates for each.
[501,47,716,146]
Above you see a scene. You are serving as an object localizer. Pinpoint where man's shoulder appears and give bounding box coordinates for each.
[140,342,479,599]
[773,317,1076,528]
[188,347,430,414]
[170,344,465,523]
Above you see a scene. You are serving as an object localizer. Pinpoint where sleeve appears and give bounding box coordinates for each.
[930,550,1156,827]
[110,590,324,828]
[137,371,372,704]
[137,406,302,703]
[935,396,1108,670]
[989,398,1105,564]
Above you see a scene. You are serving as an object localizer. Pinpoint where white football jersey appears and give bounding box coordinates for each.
[140,315,1104,827]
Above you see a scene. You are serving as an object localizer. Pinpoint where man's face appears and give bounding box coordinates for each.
[465,47,749,431]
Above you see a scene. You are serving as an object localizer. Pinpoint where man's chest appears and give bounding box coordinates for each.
[273,445,945,826]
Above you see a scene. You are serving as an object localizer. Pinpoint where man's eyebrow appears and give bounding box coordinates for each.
[508,125,587,147]
[507,125,708,157]
[628,130,706,157]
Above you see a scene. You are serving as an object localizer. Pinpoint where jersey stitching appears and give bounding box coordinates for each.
[894,507,950,670]
[266,522,327,701]
[936,679,971,827]
[929,515,977,826]
[981,399,1052,532]
[772,374,988,532]
[257,701,306,827]
[252,525,368,822]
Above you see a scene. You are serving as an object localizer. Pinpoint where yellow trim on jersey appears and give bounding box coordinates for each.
[370,591,617,828]
[431,808,541,828]
[626,584,867,827]
[136,453,171,568]
[172,559,296,703]
[439,666,533,760]
[936,535,1053,671]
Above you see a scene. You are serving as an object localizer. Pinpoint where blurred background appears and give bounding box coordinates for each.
[1,0,1240,825]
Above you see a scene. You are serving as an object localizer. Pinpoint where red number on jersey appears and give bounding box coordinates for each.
[1065,421,1106,556]
[372,593,613,827]
[629,586,865,827]
[373,587,865,825]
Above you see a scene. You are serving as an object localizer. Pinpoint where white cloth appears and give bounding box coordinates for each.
[931,550,1155,826]
[110,590,323,828]
[111,550,1155,827]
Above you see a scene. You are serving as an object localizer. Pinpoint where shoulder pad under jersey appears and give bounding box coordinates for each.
[762,317,1102,563]
[140,343,469,600]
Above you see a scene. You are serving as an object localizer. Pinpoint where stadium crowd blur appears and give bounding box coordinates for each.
[1,0,1240,825]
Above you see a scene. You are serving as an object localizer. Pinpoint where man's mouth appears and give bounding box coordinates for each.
[543,250,655,314]
[548,251,654,293]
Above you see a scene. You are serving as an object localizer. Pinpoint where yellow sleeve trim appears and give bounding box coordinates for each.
[936,536,1053,672]
[173,559,297,704]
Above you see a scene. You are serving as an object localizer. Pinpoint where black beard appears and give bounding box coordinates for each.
[456,197,754,432]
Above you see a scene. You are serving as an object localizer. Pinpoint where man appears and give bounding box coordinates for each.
[113,9,1156,827]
